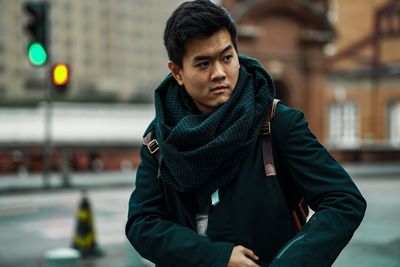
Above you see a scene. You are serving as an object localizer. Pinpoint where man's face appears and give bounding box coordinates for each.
[168,29,240,113]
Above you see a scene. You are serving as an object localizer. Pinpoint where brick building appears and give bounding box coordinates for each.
[327,0,400,161]
[222,0,400,162]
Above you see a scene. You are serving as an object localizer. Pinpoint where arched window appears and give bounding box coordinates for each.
[389,101,400,147]
[329,101,359,147]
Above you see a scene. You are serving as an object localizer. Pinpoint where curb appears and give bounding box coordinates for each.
[0,171,135,195]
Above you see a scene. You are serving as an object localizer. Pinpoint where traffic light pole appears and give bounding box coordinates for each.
[42,3,51,189]
[43,62,53,188]
[24,2,71,188]
[23,1,52,187]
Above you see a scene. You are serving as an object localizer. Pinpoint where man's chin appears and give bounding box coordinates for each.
[212,98,231,109]
[218,95,232,105]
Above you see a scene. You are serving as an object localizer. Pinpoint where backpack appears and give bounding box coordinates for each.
[143,99,309,233]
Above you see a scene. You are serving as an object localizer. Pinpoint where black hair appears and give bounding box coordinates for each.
[163,0,238,68]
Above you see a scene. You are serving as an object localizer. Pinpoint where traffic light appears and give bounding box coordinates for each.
[52,63,70,92]
[23,2,48,66]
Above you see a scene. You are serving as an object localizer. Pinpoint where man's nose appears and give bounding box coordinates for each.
[210,62,226,81]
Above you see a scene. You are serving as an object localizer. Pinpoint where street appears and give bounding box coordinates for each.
[0,187,146,267]
[334,177,400,267]
[0,170,399,267]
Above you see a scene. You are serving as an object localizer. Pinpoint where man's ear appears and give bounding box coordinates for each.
[168,61,184,86]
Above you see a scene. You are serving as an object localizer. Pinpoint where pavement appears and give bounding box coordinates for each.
[78,243,155,267]
[0,170,155,267]
[341,162,400,178]
[1,162,399,267]
[0,170,137,195]
[1,162,399,194]
[13,242,154,267]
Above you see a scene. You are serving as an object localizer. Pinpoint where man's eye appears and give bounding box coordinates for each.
[223,55,233,63]
[196,62,209,68]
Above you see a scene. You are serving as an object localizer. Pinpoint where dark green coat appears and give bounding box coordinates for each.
[126,104,366,267]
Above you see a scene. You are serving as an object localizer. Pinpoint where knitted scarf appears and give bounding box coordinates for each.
[154,55,275,208]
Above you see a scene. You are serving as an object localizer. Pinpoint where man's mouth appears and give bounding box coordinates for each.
[211,85,229,93]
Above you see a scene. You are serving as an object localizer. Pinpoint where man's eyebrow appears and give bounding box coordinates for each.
[193,45,234,62]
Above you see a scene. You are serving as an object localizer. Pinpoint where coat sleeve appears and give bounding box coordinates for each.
[125,143,234,267]
[270,105,366,267]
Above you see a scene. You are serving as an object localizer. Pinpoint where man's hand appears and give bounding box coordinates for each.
[227,245,260,267]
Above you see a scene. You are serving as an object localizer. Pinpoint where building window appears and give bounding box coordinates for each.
[389,102,400,147]
[329,102,359,147]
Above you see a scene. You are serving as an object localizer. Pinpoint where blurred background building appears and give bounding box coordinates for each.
[0,0,185,174]
[0,0,399,175]
[327,0,400,161]
[0,0,183,103]
[222,0,400,162]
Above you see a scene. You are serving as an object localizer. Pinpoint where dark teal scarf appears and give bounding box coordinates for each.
[154,55,275,208]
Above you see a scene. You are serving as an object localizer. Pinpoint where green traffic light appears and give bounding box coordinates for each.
[28,42,47,66]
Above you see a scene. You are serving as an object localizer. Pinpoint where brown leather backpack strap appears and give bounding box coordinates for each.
[260,99,309,232]
[143,130,162,181]
[292,198,309,233]
[260,99,280,176]
[143,130,161,163]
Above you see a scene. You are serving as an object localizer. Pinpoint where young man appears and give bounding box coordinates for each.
[125,1,366,266]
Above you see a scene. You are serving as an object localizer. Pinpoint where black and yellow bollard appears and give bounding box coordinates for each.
[71,190,103,257]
